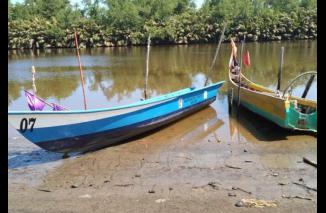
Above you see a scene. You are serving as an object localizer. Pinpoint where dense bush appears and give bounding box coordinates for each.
[8,0,317,49]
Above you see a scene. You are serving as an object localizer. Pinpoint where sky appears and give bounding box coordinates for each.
[11,0,205,8]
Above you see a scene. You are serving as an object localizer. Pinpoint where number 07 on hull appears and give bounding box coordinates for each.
[8,81,224,153]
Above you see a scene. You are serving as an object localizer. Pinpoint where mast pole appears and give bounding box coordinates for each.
[74,30,87,110]
[204,23,227,86]
[144,36,151,99]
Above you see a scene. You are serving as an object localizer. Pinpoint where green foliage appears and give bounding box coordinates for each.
[300,0,317,9]
[208,0,254,22]
[8,0,317,49]
[264,0,300,13]
[106,0,143,31]
[82,0,107,25]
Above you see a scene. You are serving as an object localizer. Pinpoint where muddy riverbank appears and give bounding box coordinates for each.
[8,104,317,212]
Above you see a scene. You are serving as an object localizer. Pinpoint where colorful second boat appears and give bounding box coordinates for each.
[227,40,317,133]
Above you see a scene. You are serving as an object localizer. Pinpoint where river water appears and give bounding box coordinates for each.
[8,40,317,188]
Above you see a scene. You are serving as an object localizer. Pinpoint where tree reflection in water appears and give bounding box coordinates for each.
[8,40,316,110]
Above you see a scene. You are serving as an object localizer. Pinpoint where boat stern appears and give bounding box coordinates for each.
[285,101,317,132]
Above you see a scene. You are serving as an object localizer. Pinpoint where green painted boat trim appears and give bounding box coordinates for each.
[239,99,317,132]
[286,102,317,133]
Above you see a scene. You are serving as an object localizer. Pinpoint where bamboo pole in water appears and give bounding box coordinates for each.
[74,31,87,110]
[277,47,284,91]
[301,74,315,98]
[237,35,246,107]
[31,65,37,93]
[204,23,227,86]
[31,65,37,108]
[144,36,151,99]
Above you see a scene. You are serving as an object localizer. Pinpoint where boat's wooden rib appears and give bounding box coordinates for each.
[228,42,316,133]
[8,81,224,153]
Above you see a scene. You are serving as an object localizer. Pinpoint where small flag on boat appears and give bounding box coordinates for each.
[243,50,251,66]
[24,90,46,111]
[52,103,65,111]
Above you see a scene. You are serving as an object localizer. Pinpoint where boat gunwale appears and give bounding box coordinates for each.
[8,81,225,115]
[228,71,287,101]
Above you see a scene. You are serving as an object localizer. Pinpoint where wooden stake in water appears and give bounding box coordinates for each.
[237,35,246,107]
[277,47,284,91]
[31,65,37,93]
[204,23,227,86]
[74,31,87,110]
[144,36,151,99]
[301,75,315,99]
[31,65,37,108]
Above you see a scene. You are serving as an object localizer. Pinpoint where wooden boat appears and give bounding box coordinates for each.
[8,81,224,153]
[227,42,317,133]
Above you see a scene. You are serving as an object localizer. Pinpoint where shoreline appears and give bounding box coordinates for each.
[7,38,317,51]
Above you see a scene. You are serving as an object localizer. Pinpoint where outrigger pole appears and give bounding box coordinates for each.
[144,36,151,99]
[204,23,227,86]
[74,30,87,110]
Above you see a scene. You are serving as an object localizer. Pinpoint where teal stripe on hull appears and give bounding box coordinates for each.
[286,103,317,132]
[239,100,317,132]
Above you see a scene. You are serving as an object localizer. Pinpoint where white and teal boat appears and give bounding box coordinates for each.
[8,81,224,153]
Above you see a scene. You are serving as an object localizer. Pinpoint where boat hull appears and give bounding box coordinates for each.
[8,82,224,153]
[37,98,215,153]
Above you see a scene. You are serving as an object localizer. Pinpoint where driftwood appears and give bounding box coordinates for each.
[232,186,252,194]
[115,183,134,187]
[184,166,214,170]
[282,195,312,200]
[292,182,317,192]
[208,182,219,189]
[174,156,192,160]
[303,157,317,168]
[37,188,51,192]
[192,181,220,190]
[225,164,242,169]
